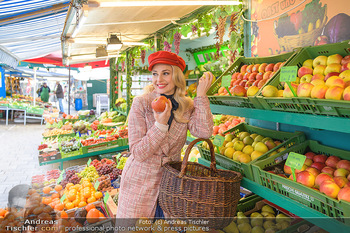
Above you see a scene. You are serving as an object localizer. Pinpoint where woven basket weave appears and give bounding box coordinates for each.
[159,138,243,229]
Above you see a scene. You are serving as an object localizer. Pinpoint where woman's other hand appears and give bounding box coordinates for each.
[197,72,214,97]
[153,100,172,125]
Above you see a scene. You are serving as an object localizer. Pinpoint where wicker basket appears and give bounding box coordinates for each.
[159,138,243,229]
[273,15,327,52]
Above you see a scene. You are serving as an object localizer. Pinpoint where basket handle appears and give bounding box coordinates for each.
[179,138,217,178]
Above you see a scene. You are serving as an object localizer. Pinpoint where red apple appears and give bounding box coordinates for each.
[240,65,248,73]
[334,168,350,177]
[245,81,253,88]
[334,176,349,188]
[337,160,350,170]
[295,164,308,174]
[252,80,259,87]
[298,66,313,78]
[243,73,249,80]
[151,96,169,112]
[269,72,276,79]
[248,72,258,81]
[258,63,267,73]
[239,80,247,87]
[324,72,340,81]
[315,173,334,188]
[232,80,240,86]
[338,187,350,201]
[257,80,267,89]
[311,162,326,171]
[252,64,260,73]
[325,156,341,168]
[232,85,247,97]
[232,72,240,80]
[304,158,313,167]
[320,180,341,198]
[341,55,350,65]
[341,62,350,72]
[297,171,316,187]
[284,164,292,175]
[273,62,282,72]
[263,71,272,80]
[305,152,316,160]
[246,65,254,73]
[313,154,328,163]
[265,63,275,72]
[306,167,321,177]
[256,72,264,80]
[321,166,336,176]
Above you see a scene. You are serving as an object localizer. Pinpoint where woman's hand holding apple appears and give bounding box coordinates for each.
[153,99,172,125]
[197,72,214,97]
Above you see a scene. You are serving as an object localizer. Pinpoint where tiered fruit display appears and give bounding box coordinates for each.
[214,62,285,97]
[202,131,285,163]
[95,175,113,192]
[213,115,245,136]
[222,204,292,233]
[42,128,73,137]
[60,170,82,188]
[266,54,350,100]
[269,152,350,201]
[60,136,82,154]
[77,166,99,183]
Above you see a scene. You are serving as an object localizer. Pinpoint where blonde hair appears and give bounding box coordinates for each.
[144,65,193,123]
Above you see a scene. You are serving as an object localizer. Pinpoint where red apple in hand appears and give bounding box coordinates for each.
[151,96,169,112]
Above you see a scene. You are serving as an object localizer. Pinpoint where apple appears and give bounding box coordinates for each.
[320,180,341,198]
[284,164,292,174]
[252,80,259,87]
[341,55,350,65]
[325,86,344,100]
[247,86,259,96]
[248,72,258,81]
[321,166,336,176]
[343,86,350,101]
[325,156,341,168]
[269,72,276,79]
[311,85,328,99]
[305,152,316,160]
[256,72,264,80]
[298,66,313,78]
[334,168,350,177]
[325,76,345,88]
[263,71,272,80]
[341,63,350,72]
[232,80,240,86]
[296,171,316,187]
[258,63,267,73]
[340,70,350,82]
[306,167,321,177]
[324,72,340,81]
[315,173,334,188]
[303,59,314,68]
[327,54,343,65]
[314,36,329,46]
[313,65,326,75]
[239,80,247,86]
[232,85,247,97]
[151,96,169,112]
[245,81,253,88]
[252,64,260,73]
[232,72,240,80]
[324,63,342,75]
[314,154,328,163]
[218,87,226,95]
[300,74,313,83]
[257,80,267,89]
[336,160,350,170]
[295,164,308,174]
[311,79,325,86]
[273,62,282,72]
[297,83,314,97]
[291,77,301,84]
[262,85,279,97]
[345,81,350,88]
[243,73,249,80]
[240,65,248,73]
[246,64,254,73]
[304,158,313,166]
[265,63,275,72]
[311,73,325,81]
[283,83,298,97]
[278,90,284,97]
[237,73,244,80]
[311,162,326,171]
[338,187,350,201]
[313,55,328,67]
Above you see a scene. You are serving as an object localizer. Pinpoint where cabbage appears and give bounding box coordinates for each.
[324,13,350,44]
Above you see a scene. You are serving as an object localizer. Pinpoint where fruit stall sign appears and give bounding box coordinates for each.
[280,66,298,82]
[213,135,225,147]
[94,180,100,191]
[286,152,306,181]
[221,75,233,96]
[87,158,92,166]
[214,115,222,121]
[60,194,66,203]
[104,192,110,203]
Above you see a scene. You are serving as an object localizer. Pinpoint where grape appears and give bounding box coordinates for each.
[173,32,181,55]
[163,41,172,52]
[191,25,197,34]
[141,50,146,64]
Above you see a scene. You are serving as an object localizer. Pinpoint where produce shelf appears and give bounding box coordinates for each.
[114,107,128,116]
[39,145,129,169]
[198,158,349,233]
[210,104,350,134]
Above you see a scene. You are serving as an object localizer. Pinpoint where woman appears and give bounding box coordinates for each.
[39,82,50,102]
[116,51,214,219]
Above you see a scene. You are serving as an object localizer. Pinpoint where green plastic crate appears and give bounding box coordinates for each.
[82,142,109,154]
[255,40,350,117]
[251,140,350,225]
[277,220,314,233]
[42,132,75,140]
[27,108,44,115]
[198,123,305,180]
[207,51,297,109]
[236,194,264,213]
[60,147,83,158]
[62,118,79,124]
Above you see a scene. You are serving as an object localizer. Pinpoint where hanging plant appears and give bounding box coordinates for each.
[173,32,182,55]
[121,61,125,72]
[141,50,146,64]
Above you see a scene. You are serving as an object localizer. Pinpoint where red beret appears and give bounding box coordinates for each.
[148,51,186,72]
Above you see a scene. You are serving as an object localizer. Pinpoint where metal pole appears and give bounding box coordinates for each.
[33,67,37,106]
[68,65,71,115]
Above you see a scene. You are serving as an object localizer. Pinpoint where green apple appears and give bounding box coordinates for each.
[234,141,245,151]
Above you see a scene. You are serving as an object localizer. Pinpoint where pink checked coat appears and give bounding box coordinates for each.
[116,90,213,218]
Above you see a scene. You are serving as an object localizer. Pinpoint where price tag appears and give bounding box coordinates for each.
[104,192,110,203]
[213,135,225,147]
[214,115,222,121]
[94,180,100,190]
[189,157,197,162]
[87,158,92,166]
[60,194,66,203]
[280,66,298,82]
[285,152,306,181]
[56,169,65,184]
[221,75,231,87]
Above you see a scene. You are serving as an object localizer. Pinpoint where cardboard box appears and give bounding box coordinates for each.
[105,189,119,218]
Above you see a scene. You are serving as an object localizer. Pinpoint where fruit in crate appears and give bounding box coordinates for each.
[212,115,245,136]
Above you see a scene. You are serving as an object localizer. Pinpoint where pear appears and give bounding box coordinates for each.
[262,137,273,143]
[250,134,258,140]
[251,226,264,233]
[239,132,250,141]
[275,213,292,223]
[250,212,263,218]
[238,222,252,233]
[261,211,275,220]
[254,135,264,142]
[223,221,239,233]
[261,205,275,214]
[237,215,249,225]
[250,218,263,227]
[276,221,290,230]
[265,228,278,233]
[263,221,275,230]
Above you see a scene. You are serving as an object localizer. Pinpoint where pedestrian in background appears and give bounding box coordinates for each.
[39,82,50,102]
[54,81,64,114]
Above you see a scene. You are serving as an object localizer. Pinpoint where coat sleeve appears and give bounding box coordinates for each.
[128,96,168,162]
[187,96,213,139]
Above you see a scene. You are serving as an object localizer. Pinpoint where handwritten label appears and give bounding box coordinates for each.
[285,152,306,170]
[60,194,66,203]
[221,75,231,87]
[94,181,100,190]
[104,192,110,203]
[87,158,92,166]
[280,66,298,82]
[213,135,225,147]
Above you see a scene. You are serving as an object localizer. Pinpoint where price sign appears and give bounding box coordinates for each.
[56,169,65,184]
[214,115,222,121]
[285,152,306,181]
[190,157,197,162]
[280,66,298,82]
[213,135,225,147]
[94,180,100,191]
[60,194,66,203]
[87,158,92,166]
[104,192,110,204]
[221,75,231,87]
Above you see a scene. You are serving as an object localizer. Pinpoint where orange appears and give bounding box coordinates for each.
[51,193,60,199]
[69,189,77,195]
[85,203,96,212]
[66,183,74,189]
[0,209,6,217]
[43,186,52,194]
[78,201,87,208]
[72,199,80,207]
[54,185,63,192]
[86,208,100,224]
[87,196,96,204]
[54,203,64,211]
[60,211,68,219]
[28,189,36,195]
[65,202,74,210]
[94,192,103,199]
[42,197,52,205]
[83,191,91,199]
[67,193,76,202]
